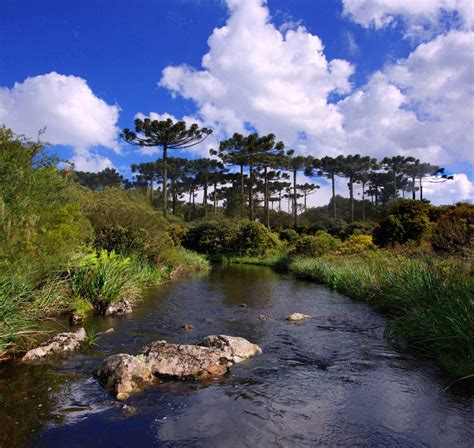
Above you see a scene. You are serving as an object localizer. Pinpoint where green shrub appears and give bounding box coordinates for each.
[293,231,341,257]
[432,203,474,254]
[183,221,238,254]
[374,199,431,247]
[235,222,280,256]
[340,221,377,239]
[279,228,299,243]
[167,223,188,246]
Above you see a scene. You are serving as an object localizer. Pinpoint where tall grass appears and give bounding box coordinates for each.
[67,249,163,310]
[290,254,474,379]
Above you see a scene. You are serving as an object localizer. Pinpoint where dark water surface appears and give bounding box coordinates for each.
[1,265,473,447]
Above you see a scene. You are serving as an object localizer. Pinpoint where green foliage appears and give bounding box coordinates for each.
[340,221,377,239]
[71,297,94,319]
[293,231,341,257]
[183,221,239,254]
[67,249,161,310]
[83,328,100,347]
[0,127,92,275]
[279,228,299,242]
[432,203,474,254]
[235,221,279,256]
[373,199,431,247]
[167,223,188,246]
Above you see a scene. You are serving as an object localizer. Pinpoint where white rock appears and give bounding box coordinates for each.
[287,313,311,322]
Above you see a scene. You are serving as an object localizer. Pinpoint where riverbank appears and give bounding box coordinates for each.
[0,247,209,359]
[229,252,474,382]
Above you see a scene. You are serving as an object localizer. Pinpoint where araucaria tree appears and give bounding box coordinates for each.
[122,118,212,216]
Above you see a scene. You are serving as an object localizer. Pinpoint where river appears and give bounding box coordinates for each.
[0,265,472,447]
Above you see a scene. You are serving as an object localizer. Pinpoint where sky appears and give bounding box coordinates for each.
[0,0,473,206]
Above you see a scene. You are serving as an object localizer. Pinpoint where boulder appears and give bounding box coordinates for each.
[94,354,154,400]
[201,335,262,364]
[104,299,132,316]
[23,328,86,361]
[287,313,311,322]
[69,313,83,325]
[142,341,229,380]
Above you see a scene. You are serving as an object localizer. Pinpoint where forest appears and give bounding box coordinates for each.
[0,117,473,384]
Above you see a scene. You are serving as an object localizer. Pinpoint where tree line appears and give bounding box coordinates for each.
[74,117,453,228]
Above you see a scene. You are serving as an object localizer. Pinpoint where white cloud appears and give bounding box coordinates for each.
[71,149,113,172]
[422,173,474,205]
[342,0,473,37]
[340,30,474,170]
[0,72,121,172]
[159,0,354,152]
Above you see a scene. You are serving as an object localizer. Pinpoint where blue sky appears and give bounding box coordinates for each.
[1,0,472,204]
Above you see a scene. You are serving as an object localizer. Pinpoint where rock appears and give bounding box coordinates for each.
[238,303,247,308]
[22,328,86,361]
[201,335,262,364]
[104,299,132,316]
[69,313,83,325]
[287,313,311,322]
[142,341,229,380]
[181,323,194,331]
[94,354,154,400]
[258,314,269,320]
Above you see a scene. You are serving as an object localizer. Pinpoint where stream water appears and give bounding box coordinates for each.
[0,265,473,447]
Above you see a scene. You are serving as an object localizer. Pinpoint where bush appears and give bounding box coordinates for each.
[183,221,238,254]
[167,223,188,246]
[338,234,377,255]
[235,222,280,256]
[432,203,474,254]
[374,199,431,247]
[340,221,377,239]
[293,231,341,257]
[279,228,299,243]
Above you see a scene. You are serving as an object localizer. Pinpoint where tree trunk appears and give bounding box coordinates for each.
[304,191,307,212]
[393,169,397,198]
[293,167,297,229]
[203,173,208,218]
[265,167,270,228]
[331,173,336,219]
[249,159,254,221]
[162,144,168,217]
[362,181,366,222]
[412,176,416,200]
[349,175,354,223]
[213,181,217,214]
[419,176,423,200]
[188,189,192,221]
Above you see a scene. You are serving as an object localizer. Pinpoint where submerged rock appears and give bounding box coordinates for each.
[258,314,270,320]
[181,323,194,331]
[104,299,132,316]
[22,328,86,361]
[201,335,262,364]
[142,341,229,380]
[94,354,154,400]
[287,313,311,322]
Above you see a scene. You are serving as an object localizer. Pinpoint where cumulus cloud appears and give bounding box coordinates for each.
[155,0,472,204]
[342,0,473,37]
[0,72,120,171]
[159,0,354,151]
[340,30,474,170]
